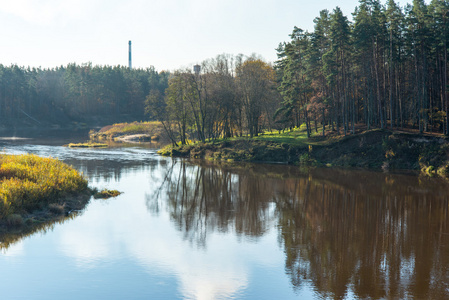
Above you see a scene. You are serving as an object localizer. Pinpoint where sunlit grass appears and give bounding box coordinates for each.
[93,189,122,199]
[109,121,157,134]
[254,126,311,146]
[89,121,164,141]
[0,154,88,218]
[66,142,108,148]
[197,124,329,147]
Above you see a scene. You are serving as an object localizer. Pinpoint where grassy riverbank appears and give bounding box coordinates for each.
[0,154,89,229]
[159,128,449,177]
[89,121,166,143]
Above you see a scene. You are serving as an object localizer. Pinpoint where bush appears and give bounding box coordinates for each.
[48,203,65,215]
[93,189,122,199]
[420,164,436,177]
[437,163,449,178]
[6,214,24,227]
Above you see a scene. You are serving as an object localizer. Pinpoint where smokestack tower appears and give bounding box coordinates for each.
[128,40,132,69]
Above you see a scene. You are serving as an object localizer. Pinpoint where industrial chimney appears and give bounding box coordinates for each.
[128,41,132,69]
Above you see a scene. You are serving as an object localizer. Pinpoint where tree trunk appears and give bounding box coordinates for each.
[389,29,394,129]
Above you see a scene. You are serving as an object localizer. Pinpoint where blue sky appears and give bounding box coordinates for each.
[0,0,412,71]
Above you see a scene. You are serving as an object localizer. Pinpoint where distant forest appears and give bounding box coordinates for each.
[1,0,449,139]
[0,63,168,125]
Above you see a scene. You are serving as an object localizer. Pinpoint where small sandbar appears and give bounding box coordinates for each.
[115,134,152,143]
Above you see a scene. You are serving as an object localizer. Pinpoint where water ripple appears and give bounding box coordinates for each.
[0,142,160,163]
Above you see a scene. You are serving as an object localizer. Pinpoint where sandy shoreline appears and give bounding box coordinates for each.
[115,134,152,143]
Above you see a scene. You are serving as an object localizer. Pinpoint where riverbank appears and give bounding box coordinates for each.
[0,154,90,232]
[158,129,449,177]
[89,121,168,144]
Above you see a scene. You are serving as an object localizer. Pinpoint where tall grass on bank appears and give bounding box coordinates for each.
[90,121,163,139]
[0,154,88,218]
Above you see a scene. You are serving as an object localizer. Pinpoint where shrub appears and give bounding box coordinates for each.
[299,152,314,165]
[437,163,449,178]
[93,189,122,199]
[48,203,65,215]
[420,164,436,177]
[6,214,24,227]
[157,145,173,156]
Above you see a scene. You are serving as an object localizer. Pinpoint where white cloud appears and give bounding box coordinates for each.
[53,170,282,299]
[1,240,24,257]
[58,197,252,298]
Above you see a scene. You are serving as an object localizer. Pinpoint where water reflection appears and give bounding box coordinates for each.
[152,160,449,299]
[0,140,164,183]
[274,168,449,300]
[148,161,277,247]
[0,211,84,251]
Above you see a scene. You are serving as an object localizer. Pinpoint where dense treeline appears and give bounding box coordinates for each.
[145,54,280,145]
[276,0,449,136]
[0,63,168,124]
[150,0,449,145]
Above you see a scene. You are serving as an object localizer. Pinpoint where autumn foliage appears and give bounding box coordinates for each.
[0,154,88,218]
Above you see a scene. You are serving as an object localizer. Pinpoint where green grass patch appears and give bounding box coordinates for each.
[157,144,173,156]
[203,125,332,147]
[253,126,315,146]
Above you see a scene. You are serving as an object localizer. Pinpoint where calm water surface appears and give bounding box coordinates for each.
[0,136,448,299]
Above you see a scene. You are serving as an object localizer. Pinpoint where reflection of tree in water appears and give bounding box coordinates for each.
[66,158,160,183]
[147,159,449,298]
[274,168,449,299]
[0,211,83,251]
[148,160,276,247]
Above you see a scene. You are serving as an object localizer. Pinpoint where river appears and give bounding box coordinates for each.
[0,136,448,299]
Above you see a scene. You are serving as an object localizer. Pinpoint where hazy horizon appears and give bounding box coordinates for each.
[0,0,414,72]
